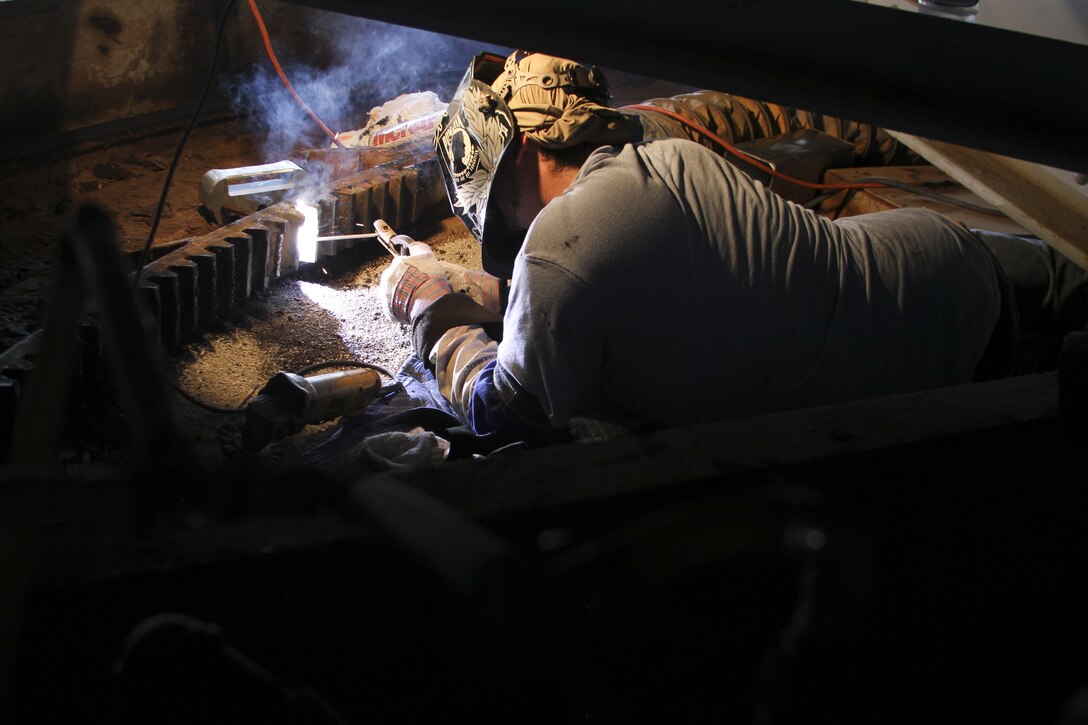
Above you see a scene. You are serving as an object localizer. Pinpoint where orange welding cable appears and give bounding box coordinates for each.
[625,104,887,191]
[246,0,346,148]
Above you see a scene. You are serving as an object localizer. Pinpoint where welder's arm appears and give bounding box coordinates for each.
[413,258,602,441]
[378,241,453,324]
[438,261,506,314]
[378,241,507,323]
[431,324,498,417]
[412,293,570,443]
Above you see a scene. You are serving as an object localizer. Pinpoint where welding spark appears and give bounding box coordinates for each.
[296,201,320,264]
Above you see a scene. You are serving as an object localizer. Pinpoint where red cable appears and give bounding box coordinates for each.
[246,0,346,149]
[625,104,887,191]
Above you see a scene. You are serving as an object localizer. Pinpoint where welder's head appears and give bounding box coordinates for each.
[435,50,637,276]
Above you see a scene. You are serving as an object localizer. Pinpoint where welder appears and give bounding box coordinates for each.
[378,50,1088,445]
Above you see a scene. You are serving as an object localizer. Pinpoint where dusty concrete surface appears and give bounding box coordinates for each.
[174,215,480,469]
[178,213,479,408]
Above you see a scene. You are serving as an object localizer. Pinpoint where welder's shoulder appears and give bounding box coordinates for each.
[565,141,705,226]
[525,146,684,270]
[638,137,743,178]
[582,137,730,181]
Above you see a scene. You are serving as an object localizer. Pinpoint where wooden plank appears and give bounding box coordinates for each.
[821,165,1030,235]
[888,132,1088,270]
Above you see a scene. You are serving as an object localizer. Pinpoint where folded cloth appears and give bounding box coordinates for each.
[358,427,451,470]
[303,355,464,469]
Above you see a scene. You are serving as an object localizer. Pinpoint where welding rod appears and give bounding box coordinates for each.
[315,221,404,255]
[314,232,381,242]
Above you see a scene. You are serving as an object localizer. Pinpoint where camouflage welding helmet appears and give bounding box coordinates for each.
[434,53,517,255]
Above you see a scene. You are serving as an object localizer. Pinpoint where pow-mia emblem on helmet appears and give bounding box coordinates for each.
[440,123,480,185]
[433,74,518,245]
[440,83,514,225]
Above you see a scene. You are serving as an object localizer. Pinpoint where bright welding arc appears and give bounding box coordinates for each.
[296,200,320,263]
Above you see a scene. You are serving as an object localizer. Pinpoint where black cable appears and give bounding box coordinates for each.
[237,382,263,408]
[830,188,860,221]
[132,0,238,289]
[802,189,842,210]
[173,380,248,415]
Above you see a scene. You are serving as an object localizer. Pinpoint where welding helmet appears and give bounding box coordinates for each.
[435,52,518,276]
[435,51,633,277]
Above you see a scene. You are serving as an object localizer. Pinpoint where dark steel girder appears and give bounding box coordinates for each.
[283,0,1088,173]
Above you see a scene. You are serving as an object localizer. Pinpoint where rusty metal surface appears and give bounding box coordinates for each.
[0,135,445,432]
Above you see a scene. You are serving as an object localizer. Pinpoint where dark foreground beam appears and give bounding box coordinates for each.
[372,371,1064,518]
[288,0,1088,172]
[5,371,1087,723]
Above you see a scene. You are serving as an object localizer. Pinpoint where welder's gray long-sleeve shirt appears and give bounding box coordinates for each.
[432,138,1002,429]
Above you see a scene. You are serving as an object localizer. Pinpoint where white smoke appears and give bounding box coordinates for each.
[225,9,509,161]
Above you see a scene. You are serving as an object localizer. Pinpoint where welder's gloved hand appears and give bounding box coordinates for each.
[438,261,503,314]
[378,239,454,324]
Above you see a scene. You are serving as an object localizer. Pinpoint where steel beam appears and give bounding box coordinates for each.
[286,0,1088,172]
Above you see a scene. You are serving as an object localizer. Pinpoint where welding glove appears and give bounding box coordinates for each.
[378,239,454,324]
[438,261,503,314]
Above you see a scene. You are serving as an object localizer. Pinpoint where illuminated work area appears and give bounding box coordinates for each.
[1,0,1087,722]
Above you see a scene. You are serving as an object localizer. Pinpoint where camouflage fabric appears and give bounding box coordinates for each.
[491,51,640,149]
[489,50,918,164]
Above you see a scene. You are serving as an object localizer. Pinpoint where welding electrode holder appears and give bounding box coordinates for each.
[242,368,383,451]
[374,218,410,256]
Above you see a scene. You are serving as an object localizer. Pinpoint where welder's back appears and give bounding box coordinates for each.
[498,138,1003,428]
